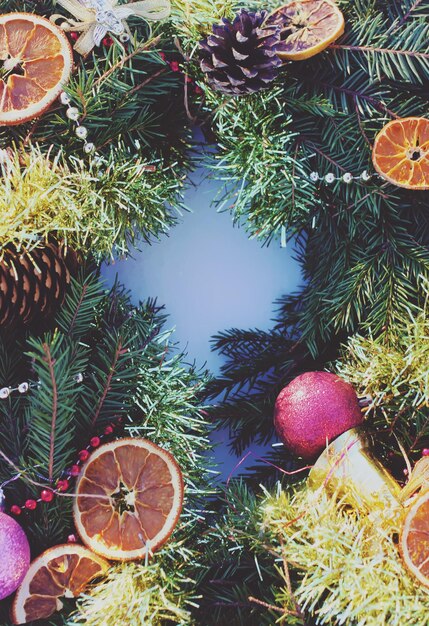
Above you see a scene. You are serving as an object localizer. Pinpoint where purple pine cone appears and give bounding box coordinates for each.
[199,9,282,96]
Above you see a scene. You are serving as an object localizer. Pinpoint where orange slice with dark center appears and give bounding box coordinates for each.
[400,489,429,587]
[0,13,73,125]
[12,544,108,624]
[266,0,345,61]
[73,438,184,561]
[372,117,429,190]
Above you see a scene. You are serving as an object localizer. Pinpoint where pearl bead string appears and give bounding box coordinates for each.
[0,373,84,400]
[60,91,96,155]
[309,169,378,184]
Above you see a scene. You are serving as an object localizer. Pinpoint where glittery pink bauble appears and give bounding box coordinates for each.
[0,512,30,600]
[274,371,363,460]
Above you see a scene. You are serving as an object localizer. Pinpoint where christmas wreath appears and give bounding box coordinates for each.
[1,0,429,624]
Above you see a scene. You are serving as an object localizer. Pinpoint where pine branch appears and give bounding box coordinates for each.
[23,333,88,482]
[43,342,59,483]
[91,337,124,428]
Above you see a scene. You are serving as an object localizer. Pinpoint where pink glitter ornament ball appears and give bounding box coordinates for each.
[0,511,30,599]
[274,371,363,460]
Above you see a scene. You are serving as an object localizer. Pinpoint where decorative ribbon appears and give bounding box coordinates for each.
[51,0,171,56]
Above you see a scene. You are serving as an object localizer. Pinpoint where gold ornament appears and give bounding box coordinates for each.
[308,428,403,527]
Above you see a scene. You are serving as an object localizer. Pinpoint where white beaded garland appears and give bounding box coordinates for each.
[76,126,89,140]
[309,168,377,184]
[0,373,84,401]
[60,92,98,157]
[66,107,80,121]
[60,92,71,106]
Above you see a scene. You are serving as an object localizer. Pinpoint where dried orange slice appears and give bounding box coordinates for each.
[372,117,429,190]
[73,438,184,561]
[266,0,344,61]
[0,13,73,125]
[400,490,429,587]
[12,544,108,625]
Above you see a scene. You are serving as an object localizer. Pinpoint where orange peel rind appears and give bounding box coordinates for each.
[0,13,73,126]
[73,438,184,561]
[400,489,429,587]
[266,0,345,61]
[12,544,108,625]
[372,117,429,190]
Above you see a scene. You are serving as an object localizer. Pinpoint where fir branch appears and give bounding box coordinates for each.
[91,338,123,428]
[43,342,59,483]
[329,42,429,60]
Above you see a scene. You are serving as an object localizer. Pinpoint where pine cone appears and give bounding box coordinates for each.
[199,10,282,96]
[0,242,76,328]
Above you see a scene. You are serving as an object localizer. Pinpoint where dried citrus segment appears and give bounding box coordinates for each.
[3,75,46,111]
[266,0,344,61]
[12,544,108,625]
[25,56,66,90]
[5,19,35,57]
[74,438,184,561]
[372,117,429,190]
[400,489,429,587]
[0,13,72,125]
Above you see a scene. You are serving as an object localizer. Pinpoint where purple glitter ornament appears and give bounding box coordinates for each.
[0,492,30,600]
[274,371,363,460]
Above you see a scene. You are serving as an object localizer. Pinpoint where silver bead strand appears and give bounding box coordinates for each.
[60,92,97,156]
[0,373,85,400]
[308,168,379,184]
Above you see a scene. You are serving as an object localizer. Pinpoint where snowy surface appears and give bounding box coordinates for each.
[102,166,302,478]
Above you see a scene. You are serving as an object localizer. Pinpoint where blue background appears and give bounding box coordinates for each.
[102,165,302,477]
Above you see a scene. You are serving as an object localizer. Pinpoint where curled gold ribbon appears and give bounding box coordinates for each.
[51,0,171,56]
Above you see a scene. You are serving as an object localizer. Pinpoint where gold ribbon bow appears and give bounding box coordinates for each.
[51,0,171,56]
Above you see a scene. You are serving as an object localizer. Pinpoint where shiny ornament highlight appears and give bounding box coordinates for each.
[0,512,30,600]
[274,371,363,460]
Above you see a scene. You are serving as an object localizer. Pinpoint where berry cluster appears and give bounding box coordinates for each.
[9,420,123,517]
[159,52,203,96]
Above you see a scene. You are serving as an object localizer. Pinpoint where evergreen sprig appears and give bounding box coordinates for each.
[0,272,214,625]
[174,0,429,355]
[0,1,193,257]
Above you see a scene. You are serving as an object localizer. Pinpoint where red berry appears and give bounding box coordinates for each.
[104,426,114,435]
[41,489,54,503]
[90,436,100,448]
[70,465,80,477]
[195,86,203,95]
[170,61,180,72]
[70,32,79,41]
[159,52,166,61]
[67,534,78,543]
[25,499,37,510]
[79,449,90,462]
[102,36,114,47]
[423,448,429,456]
[10,505,21,515]
[185,75,193,83]
[57,479,69,492]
